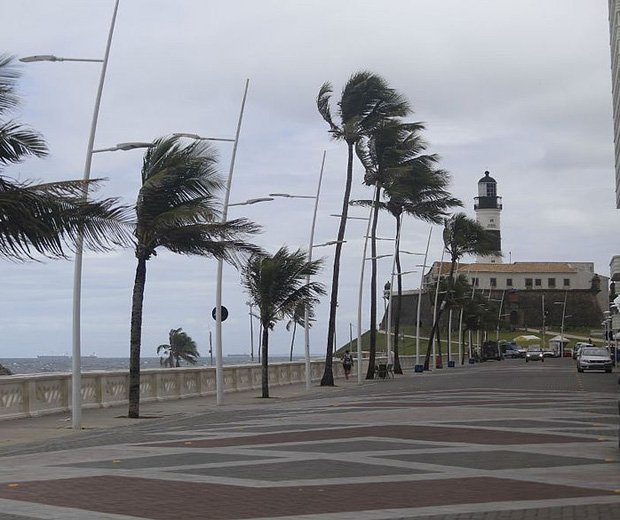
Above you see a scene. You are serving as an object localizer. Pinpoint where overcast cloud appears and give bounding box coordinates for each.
[2,0,617,359]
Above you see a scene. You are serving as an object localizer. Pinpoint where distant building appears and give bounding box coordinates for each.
[608,0,620,207]
[415,261,609,329]
[474,171,502,263]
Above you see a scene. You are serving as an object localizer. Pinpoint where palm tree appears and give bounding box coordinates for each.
[129,136,261,418]
[241,247,325,398]
[354,121,461,375]
[316,71,409,385]
[0,54,129,261]
[157,328,200,367]
[423,213,500,369]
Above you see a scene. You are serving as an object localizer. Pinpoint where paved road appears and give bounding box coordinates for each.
[0,358,618,519]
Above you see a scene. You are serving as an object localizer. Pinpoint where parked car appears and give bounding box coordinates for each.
[525,346,544,362]
[501,343,523,358]
[576,347,613,373]
[480,341,502,361]
[573,342,593,360]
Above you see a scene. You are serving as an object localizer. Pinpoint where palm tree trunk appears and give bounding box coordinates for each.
[321,142,355,386]
[261,323,270,398]
[365,186,381,379]
[128,256,147,419]
[393,216,403,374]
[289,322,296,362]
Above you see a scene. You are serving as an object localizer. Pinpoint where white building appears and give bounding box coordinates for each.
[609,0,620,207]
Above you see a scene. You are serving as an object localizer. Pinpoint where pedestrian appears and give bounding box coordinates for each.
[342,350,353,380]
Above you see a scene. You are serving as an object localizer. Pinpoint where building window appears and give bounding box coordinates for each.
[489,218,495,222]
[548,278,556,288]
[471,277,479,287]
[525,278,533,288]
[535,278,542,287]
[490,278,497,287]
[486,184,496,197]
[563,278,570,287]
[506,278,513,287]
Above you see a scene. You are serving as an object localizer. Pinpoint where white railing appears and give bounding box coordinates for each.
[0,359,358,420]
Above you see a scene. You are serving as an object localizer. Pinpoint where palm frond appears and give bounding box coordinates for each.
[0,121,47,164]
[0,55,20,114]
[0,175,132,261]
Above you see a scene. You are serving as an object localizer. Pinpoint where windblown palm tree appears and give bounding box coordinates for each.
[423,213,500,369]
[316,71,409,385]
[157,328,200,367]
[0,54,129,261]
[129,136,261,418]
[241,247,324,398]
[354,121,461,375]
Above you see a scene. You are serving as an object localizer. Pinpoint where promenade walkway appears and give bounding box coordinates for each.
[0,360,618,519]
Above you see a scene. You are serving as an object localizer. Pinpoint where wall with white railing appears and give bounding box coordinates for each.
[0,359,360,420]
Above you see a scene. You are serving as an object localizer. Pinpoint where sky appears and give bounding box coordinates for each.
[2,0,617,360]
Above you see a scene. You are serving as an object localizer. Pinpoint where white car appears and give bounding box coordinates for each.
[576,347,613,373]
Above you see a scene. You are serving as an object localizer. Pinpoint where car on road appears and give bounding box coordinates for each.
[525,346,544,362]
[501,343,524,358]
[576,346,613,373]
[573,342,593,360]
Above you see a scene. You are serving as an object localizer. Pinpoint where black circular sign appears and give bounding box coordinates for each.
[212,306,229,321]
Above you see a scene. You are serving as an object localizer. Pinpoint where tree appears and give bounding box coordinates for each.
[424,213,500,369]
[316,71,409,385]
[354,121,460,375]
[0,54,129,261]
[241,247,325,398]
[157,328,200,367]
[129,136,260,418]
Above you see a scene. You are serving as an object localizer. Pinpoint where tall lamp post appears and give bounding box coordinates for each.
[414,228,433,371]
[269,151,327,390]
[20,0,121,431]
[214,79,250,406]
[553,291,568,357]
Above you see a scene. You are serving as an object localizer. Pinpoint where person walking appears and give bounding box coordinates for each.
[342,350,353,380]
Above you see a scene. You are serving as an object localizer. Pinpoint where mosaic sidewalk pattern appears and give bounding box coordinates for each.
[0,370,619,520]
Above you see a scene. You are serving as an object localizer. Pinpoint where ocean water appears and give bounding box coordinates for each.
[0,355,299,375]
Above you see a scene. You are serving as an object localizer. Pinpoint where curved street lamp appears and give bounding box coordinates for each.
[268,150,327,390]
[21,0,121,431]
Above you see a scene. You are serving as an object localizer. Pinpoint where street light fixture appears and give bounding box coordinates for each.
[92,142,153,153]
[20,54,103,63]
[270,193,316,199]
[21,0,121,431]
[172,132,236,143]
[228,197,274,206]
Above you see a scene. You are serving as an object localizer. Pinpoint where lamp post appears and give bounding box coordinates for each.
[553,291,568,357]
[269,150,326,391]
[214,79,250,406]
[414,228,433,371]
[20,0,121,431]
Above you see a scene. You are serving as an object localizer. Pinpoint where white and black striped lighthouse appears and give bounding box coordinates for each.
[474,170,502,263]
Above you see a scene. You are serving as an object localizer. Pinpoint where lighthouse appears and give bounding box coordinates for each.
[474,171,502,263]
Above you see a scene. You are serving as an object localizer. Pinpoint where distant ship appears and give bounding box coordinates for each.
[37,353,97,359]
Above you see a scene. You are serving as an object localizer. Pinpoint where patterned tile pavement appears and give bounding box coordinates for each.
[0,359,618,519]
